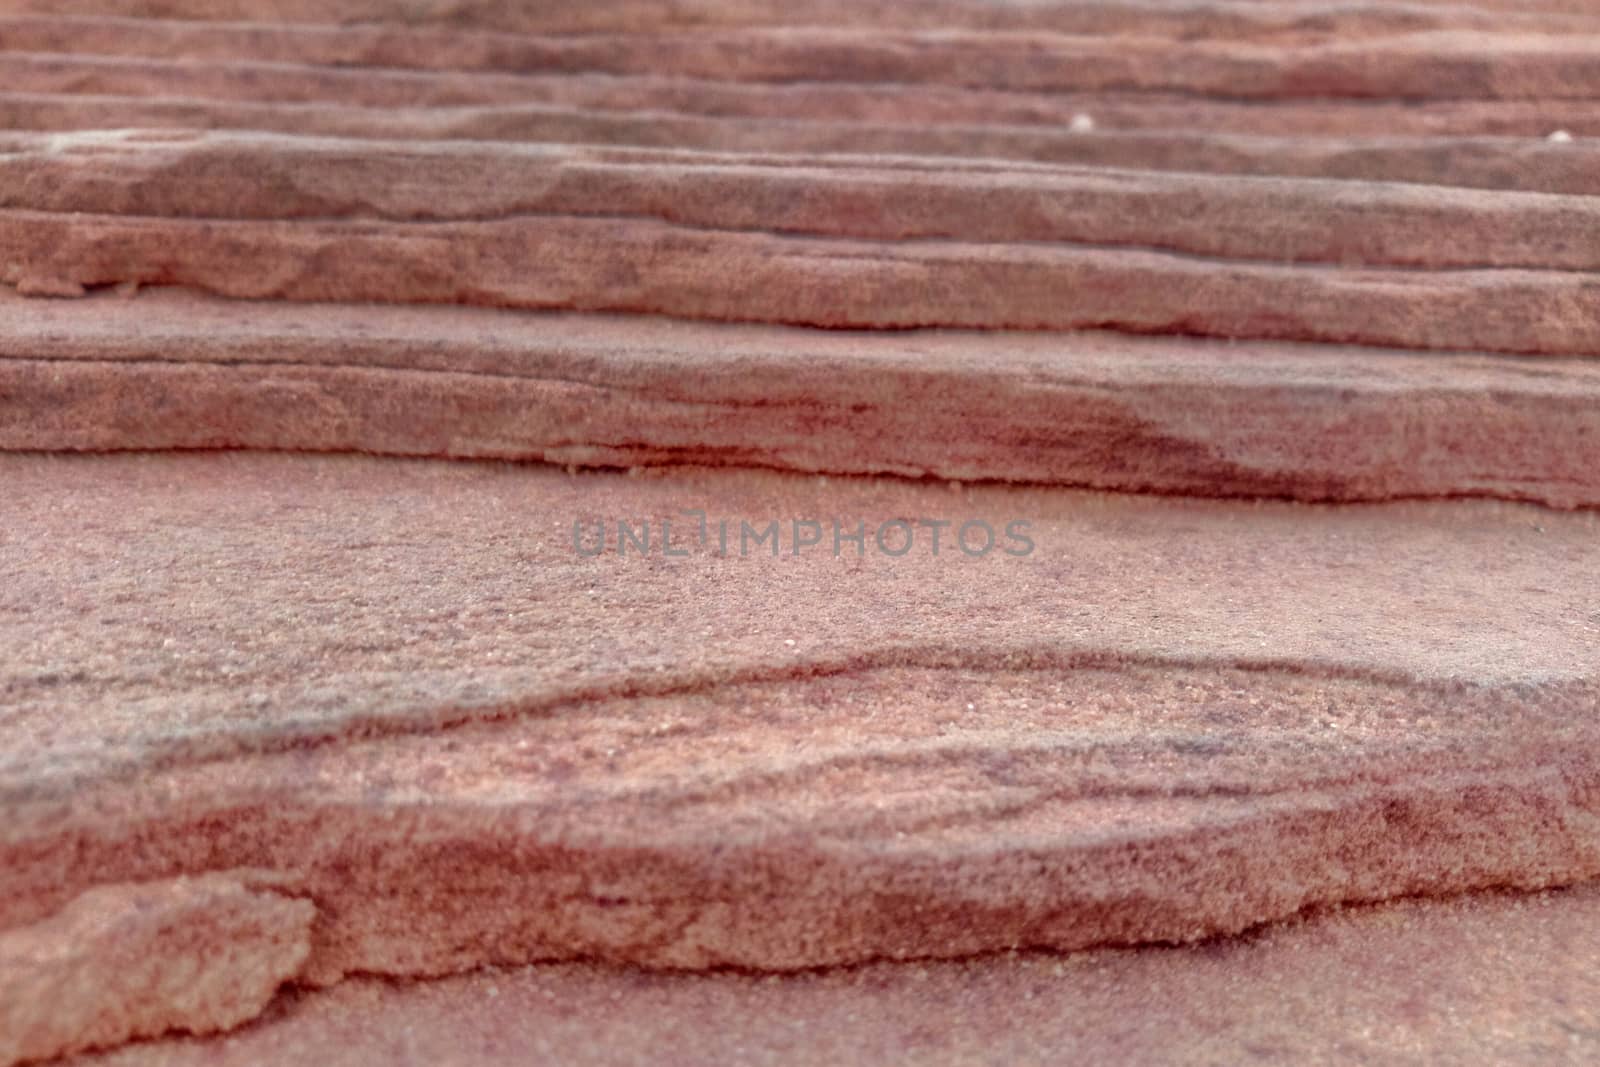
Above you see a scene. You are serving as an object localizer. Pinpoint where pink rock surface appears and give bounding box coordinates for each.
[0,873,313,1066]
[9,132,1600,270]
[8,2,1598,38]
[14,29,1600,101]
[7,209,1600,354]
[12,89,1600,148]
[5,287,1600,507]
[4,455,1599,1024]
[71,886,1600,1067]
[5,0,1600,1061]
[4,131,1600,352]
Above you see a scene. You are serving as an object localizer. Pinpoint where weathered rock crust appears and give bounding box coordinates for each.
[5,288,1600,508]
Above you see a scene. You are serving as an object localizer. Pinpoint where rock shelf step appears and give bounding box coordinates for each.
[63,885,1600,1067]
[7,0,1600,1062]
[5,287,1600,508]
[5,454,1599,996]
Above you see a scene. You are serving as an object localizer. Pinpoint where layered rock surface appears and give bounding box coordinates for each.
[4,130,1600,352]
[6,454,1600,1063]
[70,885,1600,1067]
[6,288,1600,506]
[2,0,1599,1064]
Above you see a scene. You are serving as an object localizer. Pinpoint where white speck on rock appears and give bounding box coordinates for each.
[1069,113,1096,133]
[1548,129,1574,143]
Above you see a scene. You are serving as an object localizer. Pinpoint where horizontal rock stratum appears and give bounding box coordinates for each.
[68,886,1600,1067]
[7,454,1600,1063]
[3,0,1599,1064]
[5,288,1600,507]
[4,131,1600,353]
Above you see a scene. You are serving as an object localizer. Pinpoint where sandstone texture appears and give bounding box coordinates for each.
[4,130,1600,352]
[2,0,1599,1064]
[72,886,1600,1067]
[5,454,1600,1063]
[0,874,313,1066]
[6,288,1600,507]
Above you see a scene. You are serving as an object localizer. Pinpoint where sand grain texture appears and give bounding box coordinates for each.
[4,0,1600,1063]
[68,886,1600,1067]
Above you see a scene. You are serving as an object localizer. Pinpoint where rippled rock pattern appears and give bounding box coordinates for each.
[2,2,1599,1064]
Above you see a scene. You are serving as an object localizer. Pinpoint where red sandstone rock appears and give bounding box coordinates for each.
[4,0,1600,1062]
[4,455,1599,1003]
[4,287,1600,507]
[9,132,1600,271]
[0,873,313,1066]
[69,886,1600,1067]
[5,133,1600,353]
[7,2,1599,39]
[10,89,1600,147]
[4,209,1599,353]
[14,30,1600,101]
